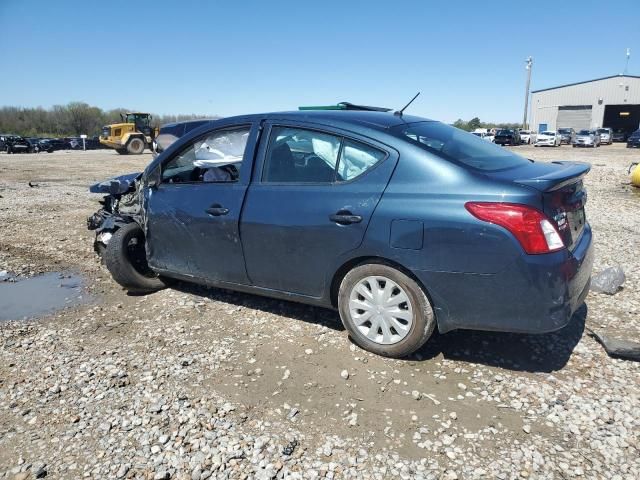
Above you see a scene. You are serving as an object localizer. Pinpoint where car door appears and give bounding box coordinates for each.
[145,122,259,285]
[240,122,398,297]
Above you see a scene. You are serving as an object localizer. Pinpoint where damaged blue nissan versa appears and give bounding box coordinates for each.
[88,102,593,358]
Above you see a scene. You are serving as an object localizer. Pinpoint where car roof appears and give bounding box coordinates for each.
[161,119,212,128]
[221,110,433,131]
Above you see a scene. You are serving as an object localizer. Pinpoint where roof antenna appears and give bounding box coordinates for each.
[394,92,420,116]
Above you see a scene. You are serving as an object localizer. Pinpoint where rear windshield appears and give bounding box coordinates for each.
[497,130,513,135]
[392,122,530,172]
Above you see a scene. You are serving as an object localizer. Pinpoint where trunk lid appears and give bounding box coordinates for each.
[488,160,590,250]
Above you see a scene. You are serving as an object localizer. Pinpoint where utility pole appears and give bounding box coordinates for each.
[523,56,533,129]
[624,48,630,75]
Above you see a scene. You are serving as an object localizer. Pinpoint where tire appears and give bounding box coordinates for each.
[126,137,145,155]
[104,222,168,293]
[338,262,436,358]
[115,148,128,155]
[6,146,11,154]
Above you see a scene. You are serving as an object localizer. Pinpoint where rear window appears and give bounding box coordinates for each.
[392,122,530,172]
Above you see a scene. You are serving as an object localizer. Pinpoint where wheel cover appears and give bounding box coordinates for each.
[348,276,414,345]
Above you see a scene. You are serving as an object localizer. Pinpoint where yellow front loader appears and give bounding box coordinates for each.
[99,112,157,155]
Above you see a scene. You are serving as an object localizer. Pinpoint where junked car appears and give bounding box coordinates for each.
[611,129,627,142]
[627,129,640,148]
[519,130,536,144]
[596,128,612,145]
[88,106,593,358]
[4,135,32,154]
[153,119,212,153]
[534,130,561,147]
[557,128,576,145]
[494,129,521,146]
[573,129,601,148]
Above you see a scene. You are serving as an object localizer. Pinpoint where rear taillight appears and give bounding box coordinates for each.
[465,202,565,254]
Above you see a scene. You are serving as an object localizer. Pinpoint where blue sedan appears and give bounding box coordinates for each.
[88,106,593,358]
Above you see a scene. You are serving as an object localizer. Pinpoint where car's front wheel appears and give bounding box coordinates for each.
[338,262,435,358]
[104,222,169,293]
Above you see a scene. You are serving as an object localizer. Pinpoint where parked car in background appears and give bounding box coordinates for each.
[557,128,576,145]
[627,129,640,148]
[596,128,612,145]
[4,135,32,153]
[494,129,521,146]
[44,138,67,151]
[0,134,17,150]
[519,130,537,144]
[534,131,561,147]
[484,131,495,143]
[611,129,628,142]
[88,107,593,358]
[471,131,489,141]
[154,119,212,153]
[26,138,54,153]
[573,130,601,148]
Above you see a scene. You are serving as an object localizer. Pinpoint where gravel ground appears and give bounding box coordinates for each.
[0,145,639,479]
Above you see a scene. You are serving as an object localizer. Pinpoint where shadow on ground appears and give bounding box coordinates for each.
[172,281,586,374]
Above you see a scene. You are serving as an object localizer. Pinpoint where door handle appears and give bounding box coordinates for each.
[205,204,229,216]
[329,211,362,225]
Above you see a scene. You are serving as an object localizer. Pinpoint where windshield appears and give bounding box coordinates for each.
[597,129,609,134]
[577,130,591,135]
[392,122,530,172]
[540,131,555,136]
[497,130,512,135]
[558,128,571,134]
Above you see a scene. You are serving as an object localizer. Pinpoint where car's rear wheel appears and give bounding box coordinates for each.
[338,262,435,358]
[126,137,145,154]
[104,222,168,293]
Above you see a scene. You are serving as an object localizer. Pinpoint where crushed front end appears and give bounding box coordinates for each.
[87,172,143,257]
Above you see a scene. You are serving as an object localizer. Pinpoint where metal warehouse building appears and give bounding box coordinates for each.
[530,74,640,134]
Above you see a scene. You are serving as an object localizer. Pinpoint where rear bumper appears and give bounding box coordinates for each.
[414,224,594,334]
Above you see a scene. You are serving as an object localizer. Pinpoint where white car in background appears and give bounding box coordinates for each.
[472,129,495,143]
[534,130,561,147]
[519,130,536,144]
[596,128,612,145]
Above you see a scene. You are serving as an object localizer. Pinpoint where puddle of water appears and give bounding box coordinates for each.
[0,272,89,321]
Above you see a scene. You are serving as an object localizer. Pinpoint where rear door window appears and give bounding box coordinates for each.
[262,126,387,183]
[262,127,341,183]
[338,139,386,182]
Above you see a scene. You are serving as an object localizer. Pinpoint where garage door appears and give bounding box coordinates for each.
[557,106,592,130]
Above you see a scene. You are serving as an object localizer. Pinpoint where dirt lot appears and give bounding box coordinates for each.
[1,145,639,479]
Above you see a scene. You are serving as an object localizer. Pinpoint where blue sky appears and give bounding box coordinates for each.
[1,0,638,123]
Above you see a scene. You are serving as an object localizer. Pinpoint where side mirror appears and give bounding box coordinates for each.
[146,165,161,189]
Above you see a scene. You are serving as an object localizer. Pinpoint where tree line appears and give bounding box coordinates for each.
[452,117,521,132]
[0,102,218,138]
